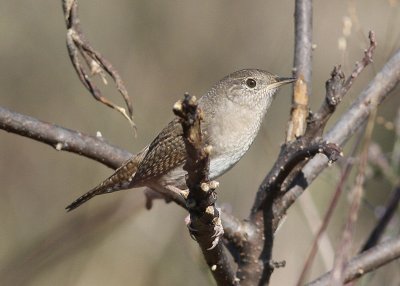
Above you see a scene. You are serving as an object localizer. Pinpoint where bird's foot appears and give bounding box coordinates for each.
[143,188,171,209]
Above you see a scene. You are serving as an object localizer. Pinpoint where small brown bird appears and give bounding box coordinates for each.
[66,69,295,211]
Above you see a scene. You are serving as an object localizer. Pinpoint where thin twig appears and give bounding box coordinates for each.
[367,142,395,183]
[360,141,400,252]
[62,0,136,132]
[306,31,377,140]
[341,31,377,96]
[391,108,400,171]
[361,184,400,252]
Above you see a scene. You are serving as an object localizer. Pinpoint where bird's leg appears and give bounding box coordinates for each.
[143,188,168,209]
[143,185,187,209]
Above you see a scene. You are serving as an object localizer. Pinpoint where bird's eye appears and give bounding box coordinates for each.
[246,78,257,88]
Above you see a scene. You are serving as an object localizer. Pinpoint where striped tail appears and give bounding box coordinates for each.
[66,184,109,212]
[66,155,142,212]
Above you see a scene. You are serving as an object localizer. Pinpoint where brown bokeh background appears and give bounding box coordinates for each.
[1,1,399,285]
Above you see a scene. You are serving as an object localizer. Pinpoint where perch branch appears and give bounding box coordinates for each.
[173,93,238,286]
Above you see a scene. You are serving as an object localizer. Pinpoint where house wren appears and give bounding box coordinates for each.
[66,69,295,211]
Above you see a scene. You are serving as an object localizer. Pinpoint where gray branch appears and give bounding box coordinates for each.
[276,46,400,221]
[293,0,313,93]
[306,236,400,286]
[0,106,130,169]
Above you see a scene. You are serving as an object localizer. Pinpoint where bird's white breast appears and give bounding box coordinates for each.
[207,99,266,179]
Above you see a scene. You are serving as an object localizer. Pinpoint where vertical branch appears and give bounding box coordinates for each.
[238,1,315,285]
[288,0,313,142]
[293,0,313,94]
[173,94,238,286]
[259,0,314,283]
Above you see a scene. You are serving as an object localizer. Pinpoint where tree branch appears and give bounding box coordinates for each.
[293,0,313,94]
[62,0,135,131]
[296,133,362,286]
[0,106,130,169]
[275,46,400,223]
[173,93,238,286]
[361,184,400,252]
[361,142,400,252]
[306,31,377,140]
[306,236,400,286]
[288,0,313,142]
[329,105,376,286]
[237,1,316,285]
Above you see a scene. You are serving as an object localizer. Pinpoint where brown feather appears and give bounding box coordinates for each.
[131,118,187,185]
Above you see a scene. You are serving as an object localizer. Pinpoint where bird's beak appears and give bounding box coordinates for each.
[269,77,297,89]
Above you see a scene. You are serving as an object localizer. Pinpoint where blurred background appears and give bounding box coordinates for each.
[1,0,399,285]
